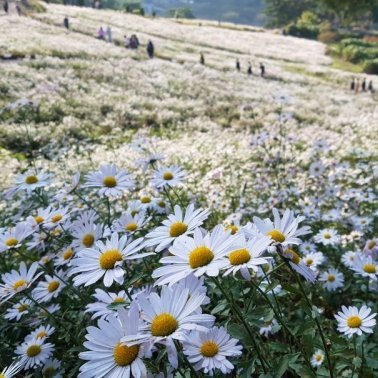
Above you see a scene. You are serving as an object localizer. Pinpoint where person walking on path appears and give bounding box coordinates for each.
[4,0,9,14]
[260,62,265,77]
[350,78,355,91]
[368,80,374,93]
[106,26,112,43]
[16,4,22,15]
[361,78,367,92]
[200,52,205,65]
[64,16,69,30]
[247,62,252,75]
[147,40,154,58]
[236,58,241,72]
[355,78,360,94]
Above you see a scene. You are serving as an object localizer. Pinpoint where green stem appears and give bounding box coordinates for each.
[285,261,334,378]
[210,276,270,372]
[174,340,201,378]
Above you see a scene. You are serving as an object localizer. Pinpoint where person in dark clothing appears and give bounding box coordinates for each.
[64,17,69,30]
[200,52,205,65]
[236,58,240,72]
[16,4,22,15]
[247,62,252,75]
[368,80,374,93]
[350,78,355,91]
[361,78,367,92]
[260,63,265,77]
[147,40,154,59]
[4,0,9,13]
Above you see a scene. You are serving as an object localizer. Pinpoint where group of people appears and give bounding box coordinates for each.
[124,34,140,49]
[97,26,112,42]
[236,59,266,77]
[200,53,266,77]
[3,0,22,16]
[350,77,374,93]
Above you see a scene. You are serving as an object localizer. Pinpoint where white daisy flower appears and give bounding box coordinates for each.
[26,206,54,229]
[282,249,317,283]
[172,274,210,306]
[45,207,70,229]
[121,286,215,368]
[183,326,242,375]
[84,164,134,198]
[319,268,344,291]
[311,349,325,367]
[54,246,75,266]
[221,235,272,280]
[0,361,23,378]
[112,211,150,235]
[151,198,170,214]
[0,222,34,253]
[32,271,66,302]
[145,204,210,252]
[15,338,54,369]
[85,288,132,320]
[70,233,152,287]
[335,305,376,338]
[79,303,147,378]
[25,325,55,342]
[136,153,165,172]
[61,171,81,194]
[309,161,325,177]
[259,319,279,337]
[4,299,33,321]
[0,262,40,303]
[150,165,185,189]
[152,225,238,286]
[30,304,61,327]
[42,358,64,378]
[70,220,103,250]
[341,251,357,268]
[363,239,378,259]
[138,193,155,211]
[314,228,339,246]
[253,208,311,246]
[6,170,50,196]
[299,241,317,254]
[302,252,325,271]
[351,255,378,281]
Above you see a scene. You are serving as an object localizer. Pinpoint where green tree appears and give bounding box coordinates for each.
[167,7,195,19]
[264,0,317,27]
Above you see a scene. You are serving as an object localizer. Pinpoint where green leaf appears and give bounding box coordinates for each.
[352,356,362,368]
[239,357,257,377]
[273,353,300,378]
[210,302,227,315]
[282,283,301,295]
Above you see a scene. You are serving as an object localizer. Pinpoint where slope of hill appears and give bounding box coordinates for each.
[0,4,377,199]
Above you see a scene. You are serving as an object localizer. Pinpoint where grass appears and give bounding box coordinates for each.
[330,54,364,74]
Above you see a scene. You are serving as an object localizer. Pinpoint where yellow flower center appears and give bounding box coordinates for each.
[27,344,42,357]
[266,229,285,243]
[126,222,138,232]
[347,316,362,328]
[63,248,74,260]
[200,341,219,357]
[367,240,376,249]
[189,246,214,269]
[36,331,48,339]
[0,374,5,378]
[229,248,251,265]
[225,225,239,235]
[99,249,123,269]
[315,354,323,361]
[5,237,18,247]
[163,172,174,180]
[285,249,301,265]
[34,216,44,224]
[103,176,117,188]
[82,233,95,248]
[44,366,56,378]
[305,258,314,266]
[48,281,60,293]
[25,175,38,184]
[13,279,28,290]
[113,342,139,366]
[169,222,188,237]
[113,297,126,303]
[51,214,62,223]
[327,274,336,282]
[151,313,178,336]
[140,196,151,204]
[363,264,376,274]
[323,233,331,239]
[18,304,29,312]
[158,201,166,208]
